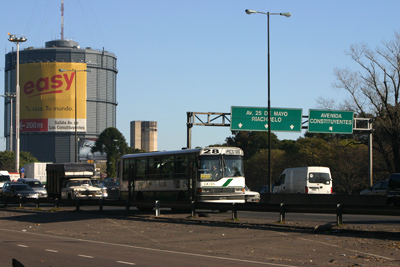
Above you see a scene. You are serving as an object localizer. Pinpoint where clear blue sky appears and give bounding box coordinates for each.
[1,0,399,151]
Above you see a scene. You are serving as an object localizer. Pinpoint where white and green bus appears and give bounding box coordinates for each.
[119,147,245,205]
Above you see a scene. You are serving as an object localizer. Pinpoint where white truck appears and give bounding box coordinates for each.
[24,162,49,184]
[46,163,107,199]
[273,166,333,194]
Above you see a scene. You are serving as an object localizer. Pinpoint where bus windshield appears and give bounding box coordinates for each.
[199,155,244,181]
[223,155,244,177]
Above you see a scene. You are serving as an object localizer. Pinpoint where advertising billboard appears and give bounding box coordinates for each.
[79,138,107,161]
[20,62,87,132]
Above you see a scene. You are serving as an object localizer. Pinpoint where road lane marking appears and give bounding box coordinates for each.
[17,245,28,248]
[0,228,328,266]
[116,261,136,265]
[2,227,393,266]
[45,249,58,253]
[78,255,94,258]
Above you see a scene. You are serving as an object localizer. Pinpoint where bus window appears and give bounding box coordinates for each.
[223,156,244,177]
[199,156,221,181]
[136,158,147,180]
[175,155,188,179]
[148,157,160,180]
[161,156,174,179]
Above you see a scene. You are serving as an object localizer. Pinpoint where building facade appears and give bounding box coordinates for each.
[130,121,157,152]
[4,39,117,163]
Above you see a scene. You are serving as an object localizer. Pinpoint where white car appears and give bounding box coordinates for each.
[61,178,107,199]
[0,170,11,195]
[244,185,260,203]
[360,180,387,195]
[18,178,48,198]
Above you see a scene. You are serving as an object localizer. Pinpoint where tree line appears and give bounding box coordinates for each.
[222,131,385,194]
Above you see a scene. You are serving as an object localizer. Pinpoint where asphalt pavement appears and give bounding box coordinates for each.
[0,205,399,266]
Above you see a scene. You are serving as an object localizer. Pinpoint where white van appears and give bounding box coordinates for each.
[273,167,332,194]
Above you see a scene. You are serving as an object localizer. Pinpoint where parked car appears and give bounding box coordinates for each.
[17,178,48,198]
[360,180,387,195]
[244,185,260,203]
[254,185,273,194]
[1,181,15,196]
[387,173,400,206]
[104,178,119,199]
[0,170,11,195]
[2,183,39,199]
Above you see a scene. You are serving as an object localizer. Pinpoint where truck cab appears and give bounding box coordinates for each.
[61,178,107,199]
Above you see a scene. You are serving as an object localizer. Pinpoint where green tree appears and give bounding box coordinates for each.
[0,151,38,172]
[91,127,128,178]
[333,31,400,173]
[225,131,279,160]
[0,151,15,171]
[126,147,146,154]
[294,137,334,166]
[245,149,287,189]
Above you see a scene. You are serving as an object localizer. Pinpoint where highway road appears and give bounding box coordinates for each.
[0,228,276,267]
[0,206,399,266]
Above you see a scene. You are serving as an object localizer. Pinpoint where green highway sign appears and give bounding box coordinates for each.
[308,109,354,134]
[230,106,302,132]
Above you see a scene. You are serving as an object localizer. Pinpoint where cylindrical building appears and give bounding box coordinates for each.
[4,39,117,163]
[130,121,158,152]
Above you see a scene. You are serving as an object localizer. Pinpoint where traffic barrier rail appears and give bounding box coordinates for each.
[1,196,399,226]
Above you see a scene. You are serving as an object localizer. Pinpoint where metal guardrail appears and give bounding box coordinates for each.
[1,197,399,226]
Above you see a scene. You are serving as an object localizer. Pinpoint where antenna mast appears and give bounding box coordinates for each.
[61,0,64,39]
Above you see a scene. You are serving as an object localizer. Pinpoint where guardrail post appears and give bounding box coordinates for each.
[75,199,80,211]
[280,203,286,223]
[336,204,342,226]
[99,198,103,213]
[35,198,40,208]
[125,200,130,212]
[4,198,7,208]
[155,200,160,216]
[191,201,196,217]
[232,203,237,220]
[19,197,23,208]
[55,198,59,208]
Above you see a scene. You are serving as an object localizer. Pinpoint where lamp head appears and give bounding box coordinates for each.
[281,12,292,18]
[245,9,257,15]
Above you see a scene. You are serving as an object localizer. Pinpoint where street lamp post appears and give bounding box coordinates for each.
[0,92,16,151]
[8,33,27,173]
[59,68,90,162]
[245,9,291,193]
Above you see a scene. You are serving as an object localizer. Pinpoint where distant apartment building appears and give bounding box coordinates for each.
[130,121,157,152]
